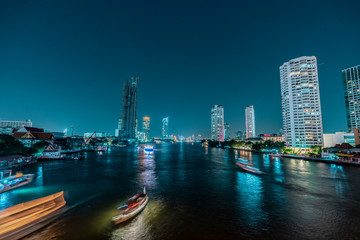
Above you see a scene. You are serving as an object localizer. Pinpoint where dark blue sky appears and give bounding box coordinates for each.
[0,0,359,137]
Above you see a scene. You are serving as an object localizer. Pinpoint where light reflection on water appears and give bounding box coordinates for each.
[236,172,267,229]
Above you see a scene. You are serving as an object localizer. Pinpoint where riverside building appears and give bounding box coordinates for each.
[143,117,150,140]
[162,117,169,139]
[280,56,323,150]
[211,105,224,141]
[343,65,360,130]
[245,105,255,138]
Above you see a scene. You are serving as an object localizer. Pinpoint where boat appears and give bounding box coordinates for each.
[112,187,148,224]
[144,145,154,153]
[236,162,264,175]
[0,191,66,240]
[238,158,252,165]
[0,173,34,194]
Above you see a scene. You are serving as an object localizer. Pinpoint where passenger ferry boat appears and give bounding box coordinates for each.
[236,161,264,175]
[144,145,154,153]
[112,187,148,224]
[0,191,66,240]
[0,173,34,194]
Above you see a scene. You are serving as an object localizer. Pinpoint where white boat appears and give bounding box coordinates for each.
[144,145,154,153]
[0,173,34,194]
[112,187,148,224]
[236,162,264,175]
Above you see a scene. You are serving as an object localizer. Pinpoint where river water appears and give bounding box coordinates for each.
[2,143,360,239]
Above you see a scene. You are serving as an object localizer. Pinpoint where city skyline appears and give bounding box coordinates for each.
[1,1,359,137]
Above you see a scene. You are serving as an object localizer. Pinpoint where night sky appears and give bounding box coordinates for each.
[0,0,359,137]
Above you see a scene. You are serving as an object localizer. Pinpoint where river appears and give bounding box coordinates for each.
[2,143,360,239]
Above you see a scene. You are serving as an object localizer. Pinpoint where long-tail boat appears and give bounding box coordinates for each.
[0,191,66,240]
[112,187,148,224]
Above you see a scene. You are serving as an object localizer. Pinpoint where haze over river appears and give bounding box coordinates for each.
[2,143,360,239]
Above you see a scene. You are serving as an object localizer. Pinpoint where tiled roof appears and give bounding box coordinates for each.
[13,132,53,140]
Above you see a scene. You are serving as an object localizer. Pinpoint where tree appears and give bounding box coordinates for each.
[0,134,33,155]
[309,145,323,156]
[32,141,50,153]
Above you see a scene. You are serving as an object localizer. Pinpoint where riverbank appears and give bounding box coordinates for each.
[281,154,360,167]
[222,146,360,168]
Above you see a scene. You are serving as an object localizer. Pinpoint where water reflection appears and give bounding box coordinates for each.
[330,164,348,197]
[110,200,165,240]
[138,150,157,189]
[236,172,267,229]
[273,158,284,183]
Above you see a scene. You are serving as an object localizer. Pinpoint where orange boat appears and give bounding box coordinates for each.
[0,191,66,240]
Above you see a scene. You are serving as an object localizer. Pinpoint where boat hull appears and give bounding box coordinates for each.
[0,174,34,194]
[0,191,66,240]
[113,195,148,224]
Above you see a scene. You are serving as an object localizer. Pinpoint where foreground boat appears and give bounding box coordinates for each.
[0,191,66,240]
[112,187,148,224]
[236,162,264,175]
[144,145,154,153]
[0,173,34,194]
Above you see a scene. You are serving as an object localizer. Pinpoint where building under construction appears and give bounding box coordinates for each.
[119,77,138,139]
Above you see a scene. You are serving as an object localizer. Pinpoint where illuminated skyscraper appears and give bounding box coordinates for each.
[162,117,169,139]
[120,77,138,139]
[143,117,150,140]
[211,105,224,141]
[280,56,323,149]
[343,65,360,130]
[245,105,255,138]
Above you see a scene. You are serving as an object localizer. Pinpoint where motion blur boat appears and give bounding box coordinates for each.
[144,145,154,153]
[0,173,34,194]
[112,187,148,224]
[237,158,253,166]
[236,162,264,175]
[0,191,66,240]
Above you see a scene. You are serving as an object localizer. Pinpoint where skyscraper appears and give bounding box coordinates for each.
[143,117,150,140]
[280,56,323,149]
[211,105,224,141]
[162,117,169,139]
[120,77,138,139]
[343,65,360,130]
[245,105,255,138]
[224,123,230,140]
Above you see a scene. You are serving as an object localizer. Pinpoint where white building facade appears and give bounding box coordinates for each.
[0,119,32,135]
[245,105,255,138]
[323,132,355,148]
[211,105,224,141]
[280,56,323,149]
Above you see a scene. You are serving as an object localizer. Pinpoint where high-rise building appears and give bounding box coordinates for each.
[245,105,255,138]
[280,56,323,149]
[162,117,169,139]
[143,117,150,140]
[211,105,224,141]
[224,123,230,140]
[343,65,360,130]
[120,77,138,139]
